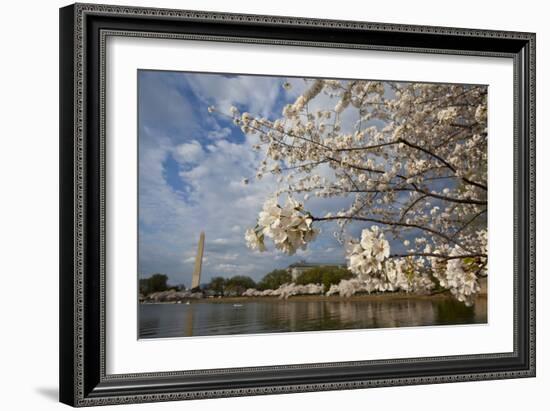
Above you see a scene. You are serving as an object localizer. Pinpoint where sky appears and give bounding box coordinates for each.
[138,70,357,287]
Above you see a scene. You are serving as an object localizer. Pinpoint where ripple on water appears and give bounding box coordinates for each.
[138,297,487,339]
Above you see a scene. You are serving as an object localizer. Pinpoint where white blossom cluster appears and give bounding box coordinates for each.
[343,227,435,295]
[326,278,366,297]
[244,227,266,252]
[347,226,390,276]
[241,283,324,299]
[245,197,319,255]
[282,79,325,118]
[325,270,434,297]
[430,245,483,307]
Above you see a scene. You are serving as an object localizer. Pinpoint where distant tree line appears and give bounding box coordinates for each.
[139,266,353,297]
[294,266,353,291]
[205,270,291,297]
[204,266,352,297]
[139,273,182,295]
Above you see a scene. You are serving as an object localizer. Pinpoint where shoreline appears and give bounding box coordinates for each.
[140,292,487,304]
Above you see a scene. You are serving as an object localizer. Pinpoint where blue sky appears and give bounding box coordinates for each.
[138,70,358,287]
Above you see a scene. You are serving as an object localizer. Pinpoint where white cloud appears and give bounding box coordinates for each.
[212,238,229,244]
[173,140,204,164]
[139,71,199,137]
[185,73,283,118]
[207,127,231,140]
[218,253,239,261]
[138,72,349,287]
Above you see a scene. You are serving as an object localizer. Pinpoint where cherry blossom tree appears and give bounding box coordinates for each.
[209,78,487,306]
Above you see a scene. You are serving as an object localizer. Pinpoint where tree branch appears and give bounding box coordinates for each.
[388,252,487,260]
[398,138,487,191]
[399,194,427,222]
[452,208,487,239]
[313,215,470,250]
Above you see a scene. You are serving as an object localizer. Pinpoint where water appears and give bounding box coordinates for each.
[139,296,487,339]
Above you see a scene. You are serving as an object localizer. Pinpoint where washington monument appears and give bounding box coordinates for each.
[191,231,205,290]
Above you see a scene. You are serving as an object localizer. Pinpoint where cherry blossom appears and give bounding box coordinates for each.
[250,197,319,255]
[211,78,488,305]
[244,228,266,252]
[242,283,324,299]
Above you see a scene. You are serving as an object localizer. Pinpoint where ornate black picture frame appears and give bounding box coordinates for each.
[59,3,535,407]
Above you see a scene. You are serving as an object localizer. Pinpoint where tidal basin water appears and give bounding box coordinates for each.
[139,296,487,339]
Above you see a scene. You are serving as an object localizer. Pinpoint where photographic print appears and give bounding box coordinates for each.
[138,70,488,339]
[60,6,535,404]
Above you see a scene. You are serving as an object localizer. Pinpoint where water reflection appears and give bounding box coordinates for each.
[139,297,487,339]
